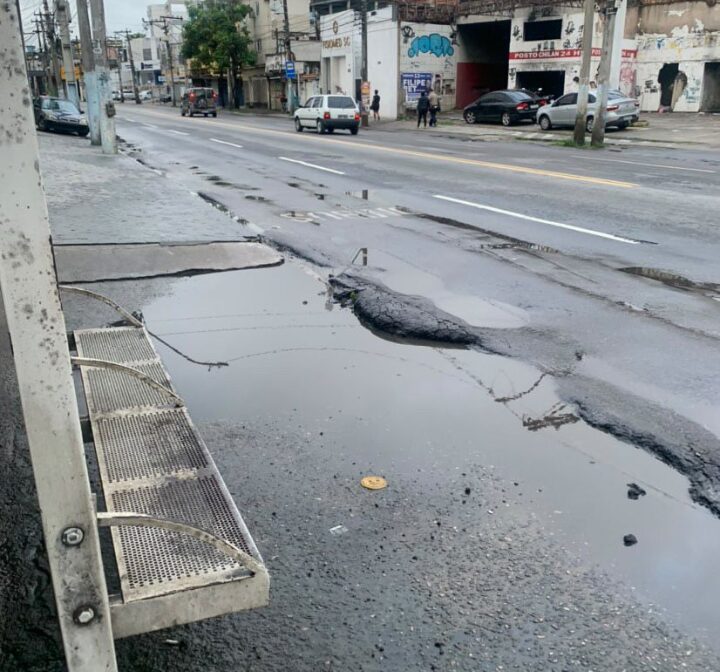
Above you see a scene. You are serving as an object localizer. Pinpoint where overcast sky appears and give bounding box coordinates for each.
[20,0,151,40]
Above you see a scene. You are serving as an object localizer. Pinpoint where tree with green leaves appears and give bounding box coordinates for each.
[181,0,256,108]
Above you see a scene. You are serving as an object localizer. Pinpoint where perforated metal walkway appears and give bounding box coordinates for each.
[75,326,269,637]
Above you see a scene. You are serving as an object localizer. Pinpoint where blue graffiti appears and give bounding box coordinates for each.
[408,33,454,59]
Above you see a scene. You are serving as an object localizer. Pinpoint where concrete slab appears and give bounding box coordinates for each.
[54,241,283,282]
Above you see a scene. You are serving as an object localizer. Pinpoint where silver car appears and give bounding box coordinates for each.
[537,90,639,132]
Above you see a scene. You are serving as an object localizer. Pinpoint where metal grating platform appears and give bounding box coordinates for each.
[93,409,209,484]
[74,327,268,619]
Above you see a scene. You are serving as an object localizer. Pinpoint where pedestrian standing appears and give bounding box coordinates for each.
[370,90,380,121]
[417,91,429,128]
[428,89,440,127]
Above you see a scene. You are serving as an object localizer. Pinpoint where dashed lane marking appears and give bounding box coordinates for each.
[166,129,189,136]
[210,138,244,149]
[278,156,345,175]
[434,195,641,244]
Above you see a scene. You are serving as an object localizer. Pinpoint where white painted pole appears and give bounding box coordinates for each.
[76,0,100,144]
[0,4,118,671]
[609,0,627,89]
[90,0,117,154]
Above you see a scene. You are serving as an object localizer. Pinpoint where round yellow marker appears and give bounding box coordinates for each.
[361,476,387,490]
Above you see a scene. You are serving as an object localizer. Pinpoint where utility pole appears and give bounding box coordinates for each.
[42,0,62,96]
[56,0,80,108]
[76,0,100,144]
[360,0,369,127]
[282,0,294,114]
[573,0,595,145]
[119,30,141,104]
[115,40,125,103]
[146,16,183,107]
[90,0,117,154]
[591,0,618,147]
[34,14,48,94]
[1,5,119,670]
[16,0,30,90]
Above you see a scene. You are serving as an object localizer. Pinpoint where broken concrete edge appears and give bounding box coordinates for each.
[329,272,492,349]
[58,260,285,285]
[572,394,720,519]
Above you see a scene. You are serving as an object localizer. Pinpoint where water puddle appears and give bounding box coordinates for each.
[140,262,720,647]
[371,250,529,328]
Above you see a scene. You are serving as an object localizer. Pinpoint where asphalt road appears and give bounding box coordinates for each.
[113,105,720,480]
[3,107,720,671]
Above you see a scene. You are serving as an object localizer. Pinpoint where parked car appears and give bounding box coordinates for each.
[463,90,539,126]
[294,94,360,134]
[518,88,555,107]
[180,87,218,117]
[111,90,122,101]
[33,96,88,136]
[536,90,640,132]
[159,92,172,103]
[138,90,153,101]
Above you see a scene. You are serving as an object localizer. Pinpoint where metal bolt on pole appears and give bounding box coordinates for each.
[0,4,118,670]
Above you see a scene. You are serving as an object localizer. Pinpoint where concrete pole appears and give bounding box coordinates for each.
[76,0,100,144]
[90,0,117,154]
[609,0,626,89]
[43,0,63,96]
[56,0,80,108]
[591,0,618,147]
[0,4,118,670]
[123,31,142,104]
[573,0,595,145]
[282,0,294,114]
[360,0,369,126]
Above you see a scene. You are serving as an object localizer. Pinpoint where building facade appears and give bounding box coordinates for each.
[455,0,720,112]
[319,5,458,119]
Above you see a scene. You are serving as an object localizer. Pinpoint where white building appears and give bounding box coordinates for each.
[319,7,457,120]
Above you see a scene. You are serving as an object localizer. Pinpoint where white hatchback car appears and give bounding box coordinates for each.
[294,94,360,135]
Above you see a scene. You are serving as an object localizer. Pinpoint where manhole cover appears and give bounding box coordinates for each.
[361,476,387,490]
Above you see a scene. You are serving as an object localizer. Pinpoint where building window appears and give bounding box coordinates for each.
[143,47,153,61]
[523,19,562,42]
[256,39,262,53]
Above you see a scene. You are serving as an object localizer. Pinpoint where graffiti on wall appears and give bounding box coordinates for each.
[407,34,454,59]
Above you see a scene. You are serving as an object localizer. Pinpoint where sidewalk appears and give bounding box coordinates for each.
[375,111,720,149]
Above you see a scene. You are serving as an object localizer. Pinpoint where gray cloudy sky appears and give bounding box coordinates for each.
[20,0,151,39]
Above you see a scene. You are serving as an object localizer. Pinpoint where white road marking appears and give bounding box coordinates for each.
[166,129,189,136]
[142,124,157,129]
[571,155,715,174]
[210,138,244,149]
[433,195,640,245]
[279,156,345,175]
[124,117,136,122]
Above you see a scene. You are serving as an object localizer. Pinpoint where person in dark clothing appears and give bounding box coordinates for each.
[417,91,429,128]
[370,90,380,121]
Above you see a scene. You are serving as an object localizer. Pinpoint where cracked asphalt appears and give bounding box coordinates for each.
[2,108,720,671]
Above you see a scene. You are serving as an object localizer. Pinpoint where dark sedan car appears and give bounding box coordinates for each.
[463,90,539,126]
[33,96,89,136]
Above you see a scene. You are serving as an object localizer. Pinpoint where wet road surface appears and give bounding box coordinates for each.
[2,113,720,670]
